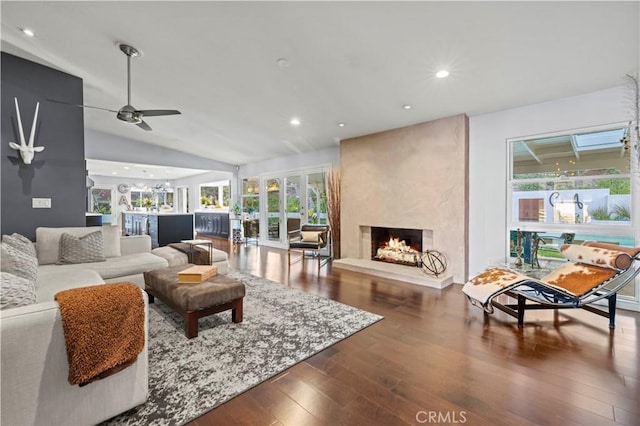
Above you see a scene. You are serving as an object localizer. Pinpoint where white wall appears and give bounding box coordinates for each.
[239,146,339,179]
[469,85,636,278]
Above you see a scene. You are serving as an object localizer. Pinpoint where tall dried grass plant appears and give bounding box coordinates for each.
[326,167,341,259]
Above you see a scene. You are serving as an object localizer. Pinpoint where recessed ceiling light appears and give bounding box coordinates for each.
[123,166,130,170]
[403,104,412,110]
[338,122,345,127]
[436,70,450,78]
[112,171,117,175]
[290,118,301,126]
[21,28,35,37]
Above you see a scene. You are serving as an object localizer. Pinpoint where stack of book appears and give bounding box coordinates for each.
[177,265,218,284]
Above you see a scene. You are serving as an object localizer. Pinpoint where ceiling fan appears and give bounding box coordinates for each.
[49,43,181,131]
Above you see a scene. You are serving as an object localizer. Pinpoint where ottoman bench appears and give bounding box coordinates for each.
[144,264,245,338]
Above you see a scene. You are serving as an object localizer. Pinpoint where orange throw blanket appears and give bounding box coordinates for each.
[55,283,145,386]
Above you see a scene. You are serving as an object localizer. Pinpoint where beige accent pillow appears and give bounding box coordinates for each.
[301,231,320,243]
[36,226,121,265]
[57,231,106,264]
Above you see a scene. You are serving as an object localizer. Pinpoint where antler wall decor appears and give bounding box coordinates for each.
[8,97,45,164]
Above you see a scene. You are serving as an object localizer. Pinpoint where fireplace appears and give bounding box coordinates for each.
[333,225,450,289]
[371,227,423,266]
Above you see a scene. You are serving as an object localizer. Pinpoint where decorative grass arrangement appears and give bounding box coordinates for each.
[611,204,631,221]
[326,167,341,259]
[590,205,612,221]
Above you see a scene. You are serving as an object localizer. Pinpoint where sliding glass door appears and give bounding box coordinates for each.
[266,178,281,242]
[261,168,328,247]
[306,172,327,225]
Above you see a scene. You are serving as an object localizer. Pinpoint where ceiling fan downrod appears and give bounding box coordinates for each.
[119,44,140,107]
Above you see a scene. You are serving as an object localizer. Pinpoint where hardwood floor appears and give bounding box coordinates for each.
[187,241,640,425]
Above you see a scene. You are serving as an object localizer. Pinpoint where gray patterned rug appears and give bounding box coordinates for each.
[104,269,383,425]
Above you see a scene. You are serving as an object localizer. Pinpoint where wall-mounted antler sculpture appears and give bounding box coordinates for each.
[8,97,44,164]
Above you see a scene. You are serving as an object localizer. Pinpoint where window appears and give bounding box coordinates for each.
[242,177,260,216]
[507,123,638,304]
[130,187,155,209]
[510,124,632,226]
[90,187,113,215]
[199,180,230,209]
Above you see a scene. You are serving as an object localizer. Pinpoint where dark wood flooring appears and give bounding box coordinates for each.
[187,240,640,426]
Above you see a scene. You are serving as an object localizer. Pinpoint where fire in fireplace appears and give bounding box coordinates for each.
[371,227,423,266]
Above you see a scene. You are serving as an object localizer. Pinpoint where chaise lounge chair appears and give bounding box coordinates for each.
[463,242,640,328]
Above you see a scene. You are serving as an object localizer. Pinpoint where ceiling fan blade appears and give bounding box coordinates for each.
[136,109,181,117]
[46,98,118,113]
[136,120,152,131]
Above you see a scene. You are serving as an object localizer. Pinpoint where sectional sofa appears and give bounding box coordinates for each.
[0,226,168,425]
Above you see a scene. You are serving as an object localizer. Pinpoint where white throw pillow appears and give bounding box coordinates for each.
[0,242,39,282]
[301,231,320,243]
[0,271,36,310]
[36,226,121,265]
[2,233,37,259]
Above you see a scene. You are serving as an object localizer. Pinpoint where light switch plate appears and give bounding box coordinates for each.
[32,198,51,208]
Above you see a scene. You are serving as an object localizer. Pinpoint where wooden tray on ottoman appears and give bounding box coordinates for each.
[144,264,245,338]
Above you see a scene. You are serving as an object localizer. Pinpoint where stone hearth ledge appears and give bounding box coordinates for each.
[333,258,453,289]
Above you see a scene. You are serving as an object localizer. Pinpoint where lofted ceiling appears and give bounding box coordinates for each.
[1,1,638,166]
[86,159,212,180]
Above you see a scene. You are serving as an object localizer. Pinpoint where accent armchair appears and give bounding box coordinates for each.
[287,224,332,273]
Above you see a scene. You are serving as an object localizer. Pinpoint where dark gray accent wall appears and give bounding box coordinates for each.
[1,53,86,240]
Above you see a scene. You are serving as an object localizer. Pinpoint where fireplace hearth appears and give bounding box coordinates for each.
[332,225,451,289]
[371,227,423,266]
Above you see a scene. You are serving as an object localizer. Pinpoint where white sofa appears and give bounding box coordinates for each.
[35,226,169,292]
[0,227,168,425]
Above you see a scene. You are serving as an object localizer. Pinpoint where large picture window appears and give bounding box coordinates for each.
[507,123,638,306]
[510,125,632,226]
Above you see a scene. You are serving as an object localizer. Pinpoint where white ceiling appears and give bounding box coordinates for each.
[2,1,638,166]
[86,159,212,180]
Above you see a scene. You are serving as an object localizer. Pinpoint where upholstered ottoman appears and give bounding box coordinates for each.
[144,264,245,338]
[151,245,230,273]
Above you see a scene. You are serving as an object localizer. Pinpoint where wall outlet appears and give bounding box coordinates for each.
[32,198,51,208]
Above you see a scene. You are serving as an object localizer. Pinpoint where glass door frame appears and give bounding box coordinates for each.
[259,166,329,248]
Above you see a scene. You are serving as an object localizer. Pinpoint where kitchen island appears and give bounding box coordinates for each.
[194,211,230,239]
[122,211,194,248]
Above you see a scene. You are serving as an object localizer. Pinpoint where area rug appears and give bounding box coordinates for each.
[104,269,383,425]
